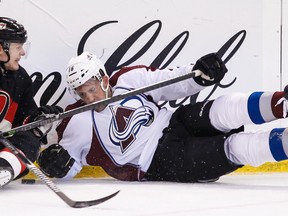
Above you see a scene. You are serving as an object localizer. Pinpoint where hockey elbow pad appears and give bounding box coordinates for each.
[37,144,75,178]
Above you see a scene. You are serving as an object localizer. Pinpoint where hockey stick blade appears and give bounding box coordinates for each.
[0,136,119,208]
[63,190,120,208]
[2,69,201,137]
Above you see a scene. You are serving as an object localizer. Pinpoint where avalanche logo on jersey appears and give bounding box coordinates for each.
[109,95,154,153]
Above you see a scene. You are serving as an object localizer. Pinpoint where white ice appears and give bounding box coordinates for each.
[1,173,288,216]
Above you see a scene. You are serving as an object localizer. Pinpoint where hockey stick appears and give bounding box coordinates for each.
[0,69,201,207]
[0,135,119,208]
[0,30,246,207]
[2,30,246,137]
[2,69,202,137]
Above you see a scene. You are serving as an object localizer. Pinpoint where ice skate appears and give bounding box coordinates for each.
[0,166,14,188]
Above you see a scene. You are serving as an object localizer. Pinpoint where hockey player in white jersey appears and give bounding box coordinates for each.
[38,51,288,182]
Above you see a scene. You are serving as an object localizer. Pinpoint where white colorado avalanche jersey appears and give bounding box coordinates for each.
[57,65,205,181]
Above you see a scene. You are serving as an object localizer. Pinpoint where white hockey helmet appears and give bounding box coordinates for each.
[66,51,107,89]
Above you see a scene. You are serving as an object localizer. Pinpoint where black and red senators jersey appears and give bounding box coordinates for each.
[0,65,37,131]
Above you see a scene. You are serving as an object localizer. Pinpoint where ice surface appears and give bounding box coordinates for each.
[1,173,288,216]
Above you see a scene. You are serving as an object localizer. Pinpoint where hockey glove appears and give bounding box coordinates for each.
[193,53,227,86]
[24,105,63,144]
[37,144,75,178]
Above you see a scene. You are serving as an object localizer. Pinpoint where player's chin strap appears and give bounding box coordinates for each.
[100,78,110,99]
[1,30,246,138]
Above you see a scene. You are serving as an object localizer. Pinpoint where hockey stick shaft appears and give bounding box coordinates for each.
[0,135,119,208]
[2,30,246,137]
[2,69,201,137]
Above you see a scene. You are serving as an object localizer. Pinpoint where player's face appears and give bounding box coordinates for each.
[2,42,26,71]
[76,78,106,104]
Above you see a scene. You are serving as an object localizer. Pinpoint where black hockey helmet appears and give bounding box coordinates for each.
[0,17,28,65]
[0,17,27,44]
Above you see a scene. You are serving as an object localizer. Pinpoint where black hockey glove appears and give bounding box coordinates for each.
[24,105,63,144]
[193,53,227,86]
[37,144,75,178]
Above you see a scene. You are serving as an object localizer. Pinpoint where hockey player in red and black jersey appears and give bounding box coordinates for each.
[0,17,63,188]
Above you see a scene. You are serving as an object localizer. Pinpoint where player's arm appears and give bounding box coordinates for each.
[122,53,227,102]
[37,144,81,179]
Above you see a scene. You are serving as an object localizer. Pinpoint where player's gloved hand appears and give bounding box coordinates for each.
[24,105,63,144]
[193,53,227,86]
[37,144,75,178]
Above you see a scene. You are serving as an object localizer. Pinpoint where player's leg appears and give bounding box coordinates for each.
[210,91,285,132]
[224,128,288,166]
[177,100,244,137]
[0,131,40,187]
[146,108,242,182]
[146,125,241,182]
[0,148,23,187]
[0,157,15,187]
